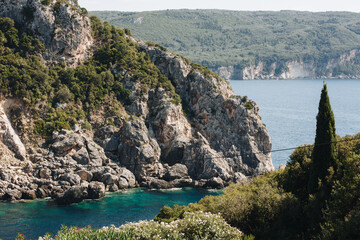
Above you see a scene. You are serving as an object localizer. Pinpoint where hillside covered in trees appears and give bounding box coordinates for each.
[93,10,360,79]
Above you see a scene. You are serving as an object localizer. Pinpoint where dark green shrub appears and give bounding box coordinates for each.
[245,100,254,110]
[41,0,51,6]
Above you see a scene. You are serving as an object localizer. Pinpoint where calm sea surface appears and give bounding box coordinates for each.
[0,188,221,239]
[230,79,360,168]
[1,79,359,239]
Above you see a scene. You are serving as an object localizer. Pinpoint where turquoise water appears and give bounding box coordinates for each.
[230,79,360,168]
[0,188,221,240]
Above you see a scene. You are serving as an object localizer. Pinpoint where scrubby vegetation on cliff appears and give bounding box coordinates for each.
[0,14,179,137]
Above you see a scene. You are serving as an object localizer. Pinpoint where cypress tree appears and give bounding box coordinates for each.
[308,83,337,194]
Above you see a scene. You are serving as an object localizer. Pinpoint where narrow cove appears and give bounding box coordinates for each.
[0,188,222,239]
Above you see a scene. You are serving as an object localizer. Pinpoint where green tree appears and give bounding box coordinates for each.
[308,83,337,194]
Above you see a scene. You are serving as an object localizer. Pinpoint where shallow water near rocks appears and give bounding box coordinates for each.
[0,188,221,240]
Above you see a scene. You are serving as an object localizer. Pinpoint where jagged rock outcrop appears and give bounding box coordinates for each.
[139,43,273,176]
[0,0,93,67]
[0,128,137,204]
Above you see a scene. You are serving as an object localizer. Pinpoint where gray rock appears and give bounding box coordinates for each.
[109,184,119,192]
[51,130,83,155]
[0,170,9,181]
[119,168,136,187]
[105,137,119,152]
[170,178,193,188]
[164,164,189,181]
[72,147,90,165]
[80,181,89,188]
[23,162,33,173]
[96,125,117,140]
[88,181,105,199]
[21,189,37,200]
[117,120,161,179]
[279,164,286,170]
[76,170,93,182]
[55,186,88,205]
[3,189,22,201]
[61,173,81,186]
[148,178,169,189]
[39,168,52,179]
[234,172,248,183]
[0,189,5,200]
[117,177,129,189]
[36,187,48,198]
[204,177,224,189]
[101,173,118,186]
[0,101,27,161]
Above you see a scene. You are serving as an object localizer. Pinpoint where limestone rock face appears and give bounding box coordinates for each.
[140,43,274,176]
[116,119,162,181]
[0,101,27,161]
[0,0,93,67]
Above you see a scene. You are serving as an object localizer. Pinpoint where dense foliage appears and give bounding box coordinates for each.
[93,10,360,75]
[39,212,251,240]
[0,15,179,137]
[154,132,360,239]
[308,84,337,195]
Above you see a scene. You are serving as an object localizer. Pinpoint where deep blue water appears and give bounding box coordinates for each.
[230,79,360,168]
[0,188,221,240]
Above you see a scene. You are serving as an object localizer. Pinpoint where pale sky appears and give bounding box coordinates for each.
[78,0,360,12]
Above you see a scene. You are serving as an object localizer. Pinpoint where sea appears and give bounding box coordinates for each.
[1,79,360,239]
[230,79,360,168]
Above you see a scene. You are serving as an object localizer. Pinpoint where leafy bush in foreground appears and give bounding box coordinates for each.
[156,174,301,239]
[40,212,250,240]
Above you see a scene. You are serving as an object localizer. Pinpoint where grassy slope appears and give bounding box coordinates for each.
[91,10,360,69]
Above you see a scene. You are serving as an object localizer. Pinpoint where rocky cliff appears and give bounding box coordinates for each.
[0,0,93,67]
[0,0,273,204]
[213,49,360,80]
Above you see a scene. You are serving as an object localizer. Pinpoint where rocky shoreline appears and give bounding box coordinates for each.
[0,127,246,205]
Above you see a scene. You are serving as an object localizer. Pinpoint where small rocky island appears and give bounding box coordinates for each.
[0,0,273,204]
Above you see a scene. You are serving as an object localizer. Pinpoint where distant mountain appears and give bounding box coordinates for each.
[92,10,360,79]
